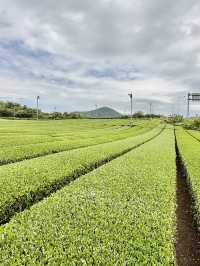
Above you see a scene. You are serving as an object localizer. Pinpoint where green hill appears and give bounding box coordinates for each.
[82,106,122,118]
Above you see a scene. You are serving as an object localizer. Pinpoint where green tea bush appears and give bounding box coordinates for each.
[0,128,176,265]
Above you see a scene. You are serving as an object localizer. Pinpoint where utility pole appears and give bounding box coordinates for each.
[36,95,40,120]
[187,93,190,117]
[13,106,16,119]
[54,106,56,120]
[149,102,152,115]
[128,92,133,122]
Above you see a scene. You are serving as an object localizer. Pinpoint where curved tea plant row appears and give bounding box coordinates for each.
[176,127,200,227]
[0,119,158,148]
[0,120,160,165]
[0,134,61,148]
[0,127,176,265]
[0,125,164,224]
[185,129,200,143]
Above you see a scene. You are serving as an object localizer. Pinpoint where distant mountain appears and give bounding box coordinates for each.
[81,106,122,118]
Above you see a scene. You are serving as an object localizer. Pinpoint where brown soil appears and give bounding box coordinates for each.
[175,139,200,265]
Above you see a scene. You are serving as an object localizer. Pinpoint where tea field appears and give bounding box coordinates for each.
[0,118,200,265]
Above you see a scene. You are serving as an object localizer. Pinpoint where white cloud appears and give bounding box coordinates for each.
[0,0,200,115]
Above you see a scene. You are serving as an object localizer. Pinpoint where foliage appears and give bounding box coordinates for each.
[0,119,160,164]
[0,101,81,119]
[0,100,163,120]
[121,112,162,119]
[165,115,183,124]
[0,124,163,224]
[182,117,200,130]
[186,129,200,141]
[0,101,37,118]
[0,128,176,265]
[176,127,200,227]
[193,118,200,128]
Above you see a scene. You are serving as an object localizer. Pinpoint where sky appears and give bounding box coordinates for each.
[0,0,200,115]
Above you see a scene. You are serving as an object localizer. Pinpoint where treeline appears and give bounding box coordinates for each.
[165,114,200,130]
[121,111,162,119]
[0,101,35,118]
[0,101,162,120]
[0,101,81,119]
[183,117,200,130]
[165,115,183,124]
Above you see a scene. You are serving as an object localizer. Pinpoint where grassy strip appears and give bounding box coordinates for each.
[176,127,200,227]
[0,125,164,225]
[0,127,176,265]
[0,120,159,165]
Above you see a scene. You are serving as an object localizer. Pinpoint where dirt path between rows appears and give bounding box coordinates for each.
[175,137,200,265]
